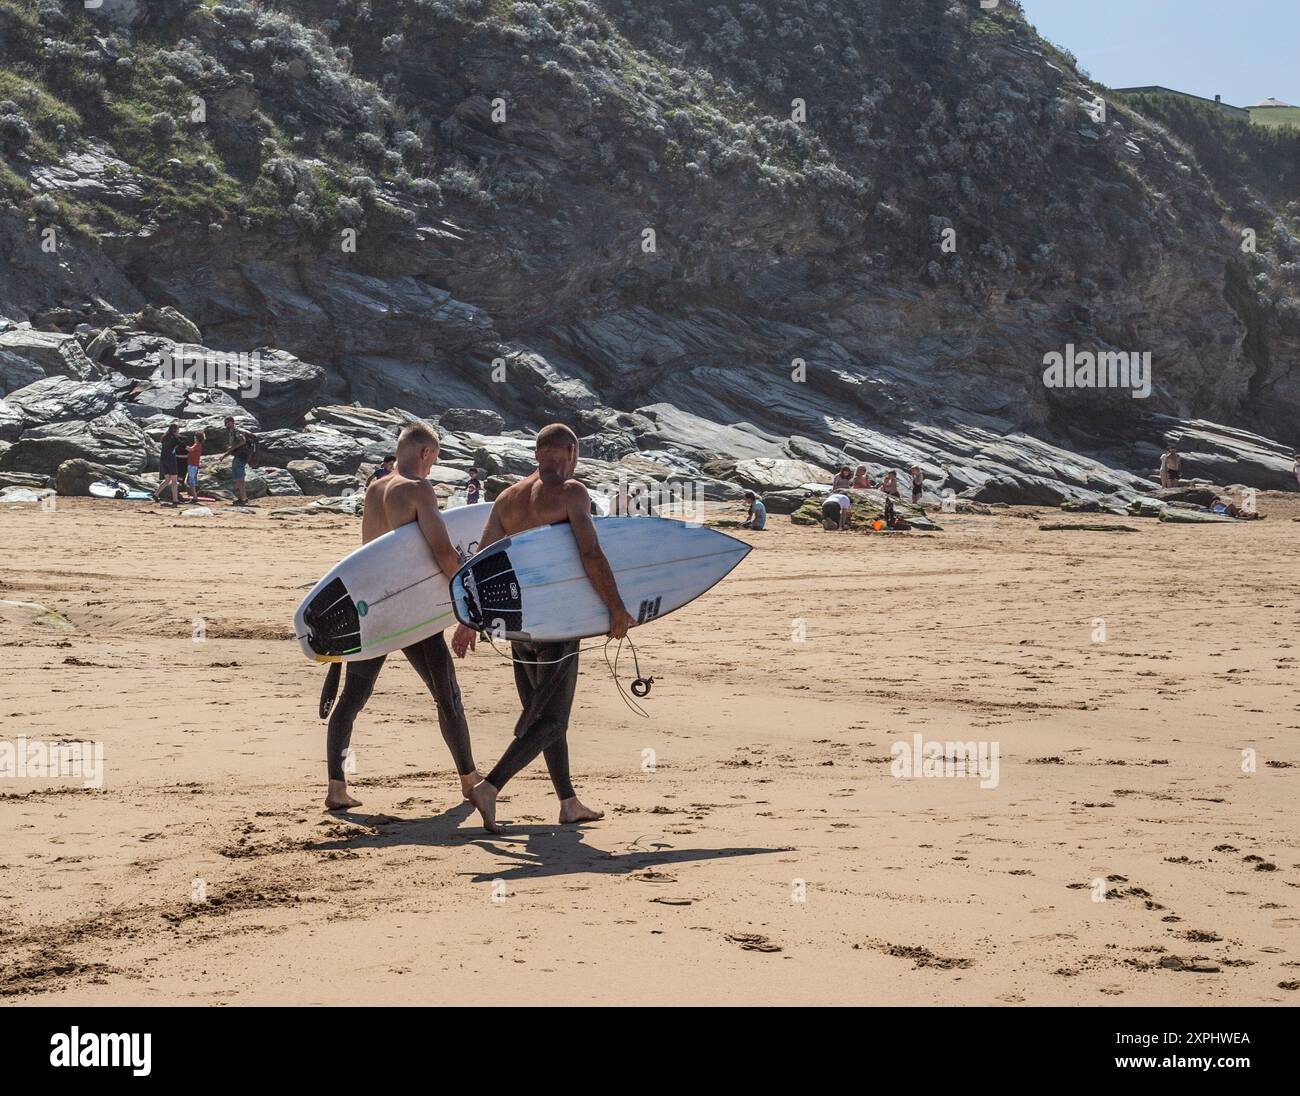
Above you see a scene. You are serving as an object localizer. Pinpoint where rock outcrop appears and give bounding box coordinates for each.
[0,0,1294,503]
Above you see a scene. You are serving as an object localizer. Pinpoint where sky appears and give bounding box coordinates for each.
[1016,0,1297,107]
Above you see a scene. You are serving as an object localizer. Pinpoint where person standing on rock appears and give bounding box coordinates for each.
[910,465,924,504]
[185,429,205,503]
[324,421,483,812]
[220,416,254,506]
[451,423,634,834]
[466,466,482,506]
[879,470,901,499]
[153,422,185,507]
[1160,443,1181,488]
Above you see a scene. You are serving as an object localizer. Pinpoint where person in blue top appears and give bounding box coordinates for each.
[741,491,767,530]
[465,466,482,506]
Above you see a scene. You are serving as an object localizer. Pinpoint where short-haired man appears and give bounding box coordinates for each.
[221,416,253,506]
[324,421,481,810]
[452,423,634,833]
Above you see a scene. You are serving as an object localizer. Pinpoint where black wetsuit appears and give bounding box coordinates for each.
[484,639,580,800]
[326,632,473,781]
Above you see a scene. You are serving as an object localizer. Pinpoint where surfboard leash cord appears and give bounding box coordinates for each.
[481,632,653,718]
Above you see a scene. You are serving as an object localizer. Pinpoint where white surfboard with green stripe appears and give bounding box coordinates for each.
[295,502,493,662]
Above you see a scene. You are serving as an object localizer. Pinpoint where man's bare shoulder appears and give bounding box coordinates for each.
[561,478,591,502]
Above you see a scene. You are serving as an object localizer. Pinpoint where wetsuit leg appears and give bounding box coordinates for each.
[485,639,579,798]
[400,632,476,776]
[326,655,386,780]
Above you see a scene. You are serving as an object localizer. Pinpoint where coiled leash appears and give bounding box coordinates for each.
[481,631,654,718]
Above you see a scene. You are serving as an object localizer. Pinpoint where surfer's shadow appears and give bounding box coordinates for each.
[463,827,779,883]
[311,801,477,851]
[311,806,781,882]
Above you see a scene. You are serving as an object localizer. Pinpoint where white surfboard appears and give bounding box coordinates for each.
[295,502,492,662]
[449,516,750,642]
[89,480,152,500]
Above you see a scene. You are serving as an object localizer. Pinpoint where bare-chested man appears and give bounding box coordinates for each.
[451,423,635,833]
[324,421,482,810]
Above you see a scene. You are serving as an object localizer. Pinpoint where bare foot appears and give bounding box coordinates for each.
[468,780,503,834]
[460,769,484,801]
[558,796,604,824]
[325,779,361,811]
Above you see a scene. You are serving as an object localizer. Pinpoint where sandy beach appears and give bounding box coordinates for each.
[1,495,1298,1006]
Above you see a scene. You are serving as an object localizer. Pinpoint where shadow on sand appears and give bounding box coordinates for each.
[312,802,782,883]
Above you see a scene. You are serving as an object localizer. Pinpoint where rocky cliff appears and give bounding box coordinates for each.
[1,0,1297,502]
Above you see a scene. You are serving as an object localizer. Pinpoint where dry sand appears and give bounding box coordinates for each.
[1,493,1298,1006]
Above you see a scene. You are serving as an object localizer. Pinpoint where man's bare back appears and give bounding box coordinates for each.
[490,470,586,535]
[362,473,425,543]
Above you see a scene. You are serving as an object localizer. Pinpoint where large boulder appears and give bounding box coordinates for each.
[0,400,23,442]
[200,457,269,500]
[56,459,155,496]
[0,470,52,490]
[3,376,118,426]
[258,467,303,497]
[257,428,366,473]
[962,474,1069,506]
[132,304,202,344]
[0,328,96,390]
[230,348,326,427]
[440,407,506,434]
[730,457,833,493]
[287,459,358,496]
[0,409,148,477]
[305,405,404,443]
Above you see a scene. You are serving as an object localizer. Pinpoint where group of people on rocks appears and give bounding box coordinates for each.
[822,464,925,533]
[152,416,256,507]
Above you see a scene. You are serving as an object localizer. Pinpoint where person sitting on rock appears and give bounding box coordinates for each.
[879,470,901,498]
[832,466,854,491]
[741,491,767,530]
[822,491,851,531]
[851,465,871,489]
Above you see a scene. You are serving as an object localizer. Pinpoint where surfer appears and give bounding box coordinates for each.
[452,422,635,833]
[324,421,482,811]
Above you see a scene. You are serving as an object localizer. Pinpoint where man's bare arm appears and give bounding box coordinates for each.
[413,483,464,579]
[565,482,634,638]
